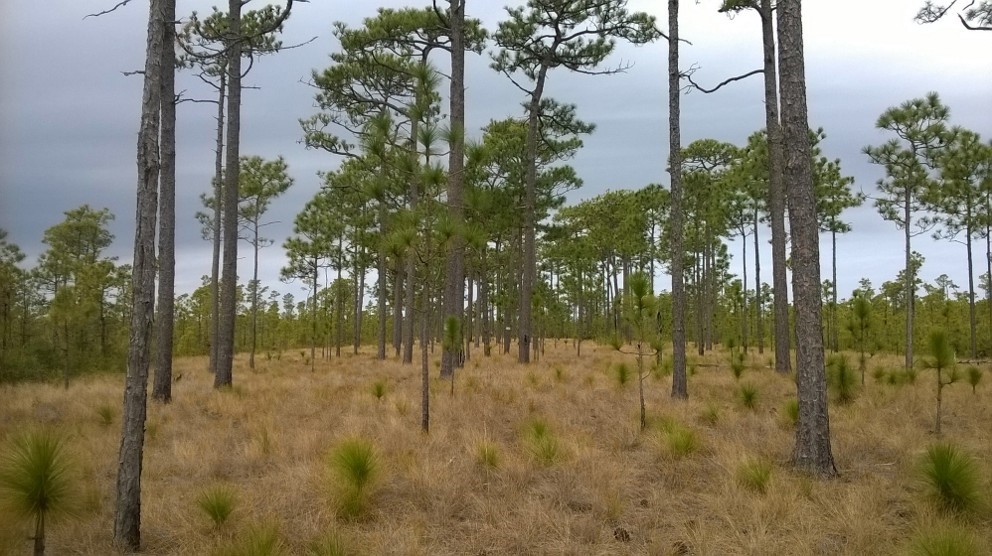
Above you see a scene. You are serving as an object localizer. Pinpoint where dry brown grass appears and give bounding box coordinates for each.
[1,343,990,555]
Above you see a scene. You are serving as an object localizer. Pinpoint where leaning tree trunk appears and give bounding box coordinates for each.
[214,0,243,388]
[778,0,837,477]
[114,0,164,548]
[761,0,790,373]
[669,0,687,400]
[153,4,176,403]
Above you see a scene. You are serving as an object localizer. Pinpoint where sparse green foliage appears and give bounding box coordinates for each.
[327,438,380,519]
[96,404,116,426]
[699,404,720,426]
[371,380,387,401]
[613,362,632,388]
[0,430,79,556]
[307,531,351,556]
[927,330,959,435]
[215,522,283,556]
[196,484,237,528]
[918,442,982,514]
[737,382,759,410]
[736,458,772,494]
[965,366,982,393]
[826,354,858,404]
[730,350,746,381]
[782,398,799,427]
[522,417,560,466]
[662,423,699,458]
[909,524,980,556]
[475,440,501,470]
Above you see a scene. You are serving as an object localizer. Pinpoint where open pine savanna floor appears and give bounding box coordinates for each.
[1,342,991,555]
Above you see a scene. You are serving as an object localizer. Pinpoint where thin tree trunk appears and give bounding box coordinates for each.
[214,0,243,388]
[249,224,260,369]
[209,70,225,374]
[904,185,913,370]
[778,0,837,477]
[966,224,977,358]
[33,512,44,556]
[754,206,764,353]
[465,263,473,361]
[377,202,387,360]
[336,236,344,358]
[762,0,790,373]
[742,229,749,352]
[832,228,838,352]
[153,4,176,402]
[393,260,402,358]
[311,259,317,371]
[519,65,547,365]
[669,0,687,399]
[114,0,163,547]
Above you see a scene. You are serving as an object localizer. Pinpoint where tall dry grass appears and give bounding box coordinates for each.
[0,344,990,554]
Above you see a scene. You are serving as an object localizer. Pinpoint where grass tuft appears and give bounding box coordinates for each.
[523,417,560,466]
[196,484,237,528]
[736,457,772,494]
[737,382,759,410]
[613,362,632,388]
[827,354,858,404]
[95,404,116,426]
[966,366,982,394]
[698,403,719,426]
[307,530,351,556]
[781,398,799,427]
[475,439,501,470]
[214,522,283,556]
[909,524,979,556]
[662,423,699,459]
[371,380,387,401]
[918,442,982,514]
[327,438,380,519]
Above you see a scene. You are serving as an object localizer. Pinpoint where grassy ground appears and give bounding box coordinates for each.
[0,342,990,555]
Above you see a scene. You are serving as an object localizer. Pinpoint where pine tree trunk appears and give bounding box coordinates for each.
[215,0,242,388]
[153,5,176,403]
[742,231,749,352]
[249,224,260,369]
[669,0,687,400]
[778,0,837,477]
[904,185,913,370]
[441,0,467,377]
[377,202,387,360]
[336,239,344,358]
[518,64,547,365]
[114,0,164,547]
[209,71,225,374]
[392,260,402,358]
[761,0,790,373]
[832,228,838,352]
[966,224,977,359]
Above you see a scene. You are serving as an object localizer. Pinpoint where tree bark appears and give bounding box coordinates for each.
[209,70,225,375]
[778,0,837,477]
[377,201,387,360]
[669,0,687,400]
[904,182,913,370]
[214,0,242,388]
[114,0,164,548]
[249,221,260,369]
[761,0,791,373]
[152,4,176,403]
[754,207,764,353]
[966,223,977,358]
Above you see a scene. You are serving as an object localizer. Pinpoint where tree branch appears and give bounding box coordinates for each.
[684,66,763,94]
[84,0,134,19]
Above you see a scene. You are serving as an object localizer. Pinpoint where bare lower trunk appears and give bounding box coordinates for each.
[778,0,837,477]
[377,203,387,360]
[762,0,790,373]
[249,231,259,369]
[214,0,243,388]
[114,0,163,547]
[831,229,838,352]
[966,227,977,359]
[518,67,547,365]
[669,0,687,400]
[904,188,913,371]
[209,72,225,374]
[153,6,176,402]
[393,261,402,358]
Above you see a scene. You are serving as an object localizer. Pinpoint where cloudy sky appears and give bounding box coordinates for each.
[1,0,990,302]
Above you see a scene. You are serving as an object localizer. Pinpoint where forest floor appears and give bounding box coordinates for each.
[1,342,990,555]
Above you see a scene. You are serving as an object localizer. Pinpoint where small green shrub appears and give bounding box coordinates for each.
[371,380,387,401]
[96,404,116,426]
[909,525,979,556]
[196,484,237,528]
[475,440,500,470]
[827,354,858,404]
[307,531,351,556]
[737,382,759,410]
[523,418,560,466]
[871,367,886,383]
[215,523,283,556]
[663,424,698,459]
[904,367,918,385]
[919,442,981,514]
[0,429,79,556]
[782,398,799,427]
[328,438,380,519]
[698,404,719,426]
[966,366,982,394]
[730,351,746,381]
[613,363,632,388]
[736,458,772,494]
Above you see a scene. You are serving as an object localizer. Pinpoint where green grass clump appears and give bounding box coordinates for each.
[307,531,351,556]
[0,429,79,555]
[909,525,979,556]
[737,382,759,410]
[196,484,237,528]
[553,365,567,383]
[328,438,380,519]
[662,424,699,459]
[613,362,632,388]
[698,403,719,426]
[95,404,116,426]
[827,354,858,404]
[730,351,746,381]
[965,366,982,394]
[371,380,387,401]
[475,440,501,470]
[872,367,886,383]
[215,523,283,556]
[781,398,799,427]
[736,458,772,494]
[523,418,560,466]
[904,367,918,385]
[918,443,982,514]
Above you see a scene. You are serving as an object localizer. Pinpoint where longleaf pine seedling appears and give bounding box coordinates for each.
[327,438,380,519]
[927,330,959,436]
[918,442,982,514]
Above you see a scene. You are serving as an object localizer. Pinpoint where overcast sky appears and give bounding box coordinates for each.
[1,0,990,302]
